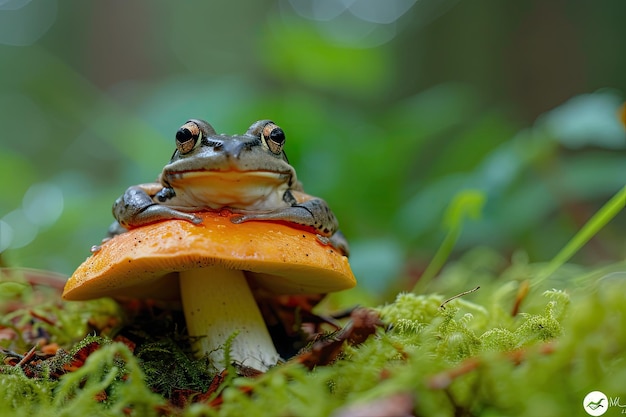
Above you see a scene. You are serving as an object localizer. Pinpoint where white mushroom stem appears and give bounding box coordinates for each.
[179,266,279,371]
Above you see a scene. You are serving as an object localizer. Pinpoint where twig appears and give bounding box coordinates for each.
[440,287,480,309]
[17,345,38,367]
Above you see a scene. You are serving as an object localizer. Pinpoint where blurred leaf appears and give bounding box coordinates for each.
[384,83,481,147]
[414,189,485,293]
[443,189,485,229]
[260,17,392,97]
[0,149,37,213]
[542,90,626,149]
[0,281,29,299]
[398,90,626,261]
[428,108,520,178]
[553,152,626,198]
[349,238,405,293]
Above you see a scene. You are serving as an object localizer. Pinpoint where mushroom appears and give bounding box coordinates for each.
[63,211,355,371]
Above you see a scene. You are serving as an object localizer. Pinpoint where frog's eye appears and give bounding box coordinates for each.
[262,123,285,155]
[175,122,202,154]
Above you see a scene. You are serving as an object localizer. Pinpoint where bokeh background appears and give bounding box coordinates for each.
[1,0,624,301]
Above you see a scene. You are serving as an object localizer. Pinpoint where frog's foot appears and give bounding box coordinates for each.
[230,207,320,231]
[114,185,203,228]
[118,205,202,229]
[107,221,128,237]
[139,205,202,225]
[230,213,254,224]
[231,210,349,256]
[316,232,350,257]
[231,205,333,232]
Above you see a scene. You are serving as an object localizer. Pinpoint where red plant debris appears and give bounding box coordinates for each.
[293,307,383,370]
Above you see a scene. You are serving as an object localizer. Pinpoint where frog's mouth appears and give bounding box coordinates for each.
[165,170,292,211]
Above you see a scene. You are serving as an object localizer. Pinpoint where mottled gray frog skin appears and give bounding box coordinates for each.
[111,119,349,255]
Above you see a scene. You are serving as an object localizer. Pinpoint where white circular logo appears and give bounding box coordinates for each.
[583,391,609,416]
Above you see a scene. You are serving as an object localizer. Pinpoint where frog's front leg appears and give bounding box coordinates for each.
[231,191,349,255]
[113,183,201,229]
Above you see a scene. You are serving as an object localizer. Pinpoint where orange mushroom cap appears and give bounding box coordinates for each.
[63,211,356,301]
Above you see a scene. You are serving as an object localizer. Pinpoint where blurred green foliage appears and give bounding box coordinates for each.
[0,1,624,300]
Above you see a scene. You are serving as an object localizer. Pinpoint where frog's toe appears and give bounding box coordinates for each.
[229,215,246,224]
[173,211,202,225]
[316,233,350,257]
[316,235,331,246]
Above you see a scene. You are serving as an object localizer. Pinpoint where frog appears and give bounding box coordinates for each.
[110,119,349,255]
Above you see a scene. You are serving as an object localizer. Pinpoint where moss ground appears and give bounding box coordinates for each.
[1,251,625,416]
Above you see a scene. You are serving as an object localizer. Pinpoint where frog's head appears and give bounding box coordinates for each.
[161,119,297,209]
[168,119,291,169]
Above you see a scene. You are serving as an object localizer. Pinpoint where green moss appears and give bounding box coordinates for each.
[198,273,618,417]
[129,310,217,398]
[480,328,516,351]
[53,342,165,416]
[0,271,121,353]
[1,342,164,417]
[378,292,443,324]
